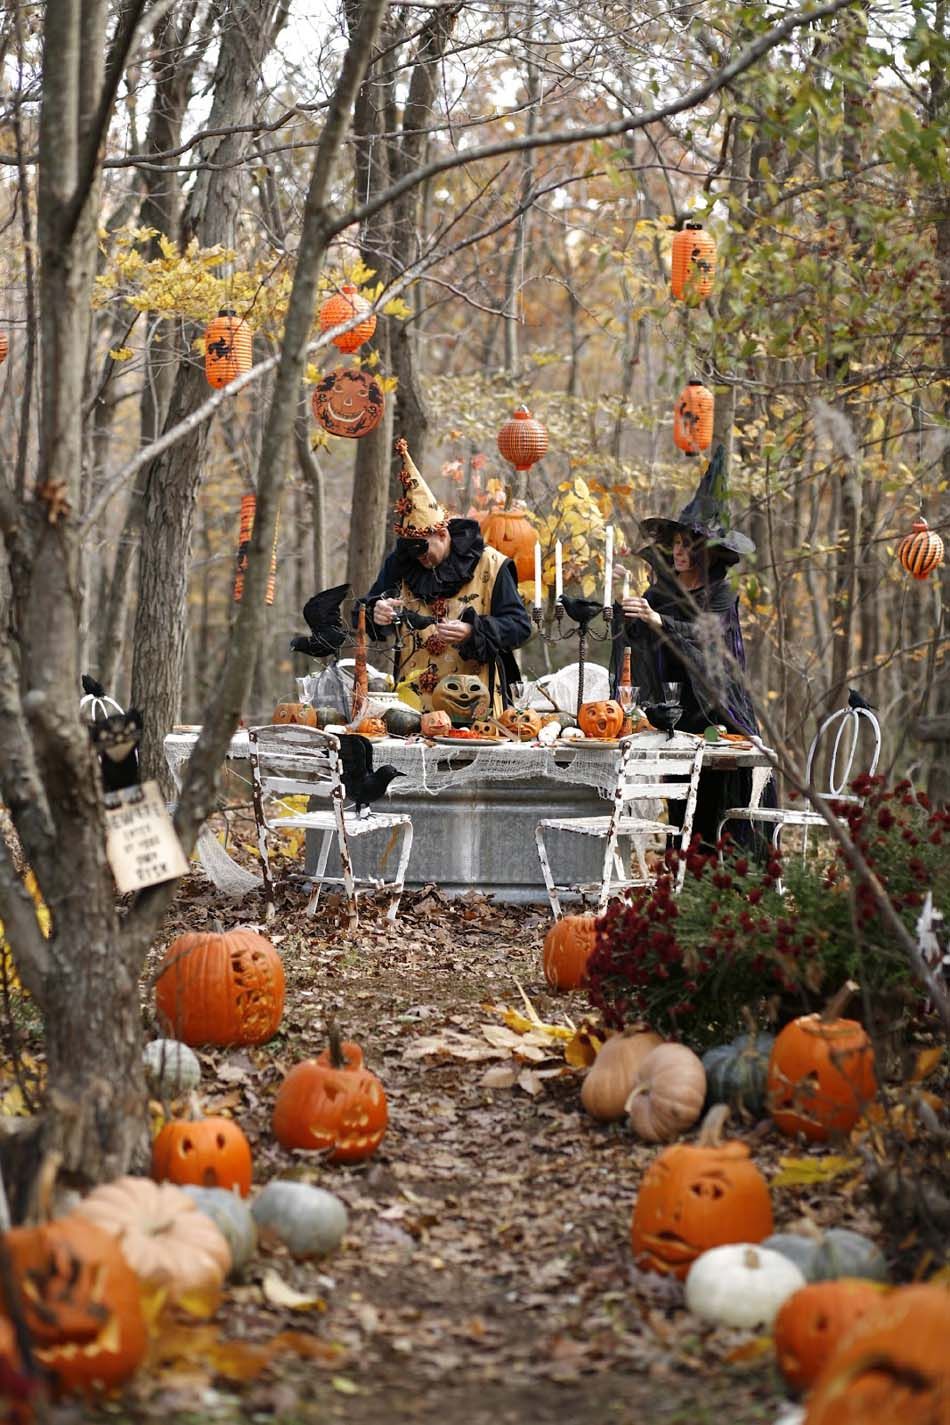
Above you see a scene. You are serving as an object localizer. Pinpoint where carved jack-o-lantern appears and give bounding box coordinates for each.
[470,719,501,740]
[498,707,543,742]
[578,700,625,739]
[311,368,385,439]
[420,710,453,738]
[630,1112,773,1278]
[431,674,489,724]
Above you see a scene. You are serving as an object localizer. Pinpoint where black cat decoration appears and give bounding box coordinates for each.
[81,676,143,793]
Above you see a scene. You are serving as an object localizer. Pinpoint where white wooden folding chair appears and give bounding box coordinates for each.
[717,706,882,863]
[248,725,413,924]
[535,735,706,918]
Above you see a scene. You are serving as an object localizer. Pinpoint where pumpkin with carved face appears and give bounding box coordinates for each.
[470,719,501,740]
[498,707,543,742]
[630,1130,773,1279]
[431,674,489,725]
[311,368,385,439]
[420,710,453,738]
[578,700,625,740]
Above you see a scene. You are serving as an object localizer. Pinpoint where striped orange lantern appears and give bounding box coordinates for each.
[670,222,717,304]
[0,331,8,365]
[205,308,252,388]
[233,494,278,604]
[673,380,714,456]
[319,284,376,353]
[897,516,944,581]
[497,405,548,472]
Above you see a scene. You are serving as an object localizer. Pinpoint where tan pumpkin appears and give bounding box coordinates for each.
[272,702,317,727]
[578,700,625,740]
[420,710,453,738]
[581,1030,665,1121]
[73,1176,231,1307]
[626,1043,707,1142]
[497,707,542,741]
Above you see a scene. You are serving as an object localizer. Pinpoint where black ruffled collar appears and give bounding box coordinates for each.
[397,519,484,601]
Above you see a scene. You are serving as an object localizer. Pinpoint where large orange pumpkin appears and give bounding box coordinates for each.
[767,1011,876,1142]
[481,508,539,583]
[803,1284,950,1424]
[155,928,285,1047]
[630,1107,773,1278]
[774,1279,885,1393]
[542,915,598,990]
[578,700,625,739]
[272,702,318,726]
[273,1032,388,1164]
[1,1216,147,1394]
[204,308,253,388]
[152,1113,253,1196]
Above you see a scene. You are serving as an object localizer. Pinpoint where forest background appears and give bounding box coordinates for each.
[0,0,947,1183]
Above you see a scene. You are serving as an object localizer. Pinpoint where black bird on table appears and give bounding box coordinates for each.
[290,583,351,660]
[848,688,877,712]
[337,734,405,815]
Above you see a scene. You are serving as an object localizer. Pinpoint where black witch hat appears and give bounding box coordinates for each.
[637,443,754,567]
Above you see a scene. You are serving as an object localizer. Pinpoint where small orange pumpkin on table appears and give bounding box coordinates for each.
[273,1022,388,1164]
[630,1104,773,1279]
[272,701,317,726]
[767,982,876,1142]
[578,700,625,740]
[497,706,543,741]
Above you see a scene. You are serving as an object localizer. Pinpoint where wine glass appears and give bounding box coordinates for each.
[662,681,683,703]
[618,683,640,712]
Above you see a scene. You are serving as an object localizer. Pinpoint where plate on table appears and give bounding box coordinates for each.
[430,735,504,748]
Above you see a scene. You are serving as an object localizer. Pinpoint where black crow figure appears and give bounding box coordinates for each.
[643,700,684,738]
[560,596,606,630]
[290,583,350,660]
[88,709,144,792]
[338,734,405,815]
[848,688,876,712]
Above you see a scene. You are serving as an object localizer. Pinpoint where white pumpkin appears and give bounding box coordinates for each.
[685,1243,806,1329]
[536,720,561,746]
[143,1038,201,1098]
[182,1185,258,1274]
[251,1181,348,1258]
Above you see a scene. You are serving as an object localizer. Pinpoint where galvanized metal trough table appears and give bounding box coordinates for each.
[164,730,774,905]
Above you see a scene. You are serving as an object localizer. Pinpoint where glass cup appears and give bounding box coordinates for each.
[662,681,683,703]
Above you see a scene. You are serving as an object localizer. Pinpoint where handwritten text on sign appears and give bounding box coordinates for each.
[104,780,189,892]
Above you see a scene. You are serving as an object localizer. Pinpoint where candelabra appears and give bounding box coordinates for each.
[531,597,616,719]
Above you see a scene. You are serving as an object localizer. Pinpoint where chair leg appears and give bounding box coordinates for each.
[387,822,413,922]
[535,825,562,919]
[772,823,786,896]
[305,830,333,916]
[258,827,277,921]
[598,830,620,914]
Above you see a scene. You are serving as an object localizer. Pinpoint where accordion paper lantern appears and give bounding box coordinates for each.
[671,222,717,304]
[497,405,548,472]
[897,517,944,581]
[204,309,252,388]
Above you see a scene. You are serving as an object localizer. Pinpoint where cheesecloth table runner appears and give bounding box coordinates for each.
[163,732,771,896]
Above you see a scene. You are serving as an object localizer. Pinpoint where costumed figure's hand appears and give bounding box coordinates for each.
[372,596,402,627]
[434,619,471,646]
[622,595,662,630]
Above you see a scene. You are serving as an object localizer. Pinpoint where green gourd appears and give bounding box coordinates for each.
[181,1185,258,1274]
[762,1228,888,1283]
[702,1032,775,1116]
[311,705,347,729]
[383,704,422,737]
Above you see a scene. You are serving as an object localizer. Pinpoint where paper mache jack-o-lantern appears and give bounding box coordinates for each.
[431,673,489,725]
[420,710,453,738]
[578,700,625,739]
[470,719,501,740]
[498,707,543,741]
[311,368,385,439]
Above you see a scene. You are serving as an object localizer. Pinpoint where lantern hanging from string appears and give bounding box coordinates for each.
[233,494,278,604]
[311,367,385,438]
[0,331,8,365]
[673,380,714,456]
[670,222,717,304]
[481,506,539,583]
[205,309,252,389]
[497,405,548,472]
[319,284,376,354]
[897,516,944,581]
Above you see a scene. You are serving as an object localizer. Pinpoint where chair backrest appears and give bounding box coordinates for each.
[613,736,705,816]
[804,707,881,798]
[248,724,343,812]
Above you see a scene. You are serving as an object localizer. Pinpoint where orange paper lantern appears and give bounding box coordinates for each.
[897,517,944,581]
[204,308,252,388]
[481,507,539,582]
[497,405,549,472]
[319,284,376,353]
[233,493,278,604]
[670,222,717,303]
[673,380,714,456]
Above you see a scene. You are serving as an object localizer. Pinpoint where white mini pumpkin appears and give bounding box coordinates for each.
[182,1185,258,1274]
[251,1181,348,1258]
[143,1038,201,1098]
[685,1243,806,1328]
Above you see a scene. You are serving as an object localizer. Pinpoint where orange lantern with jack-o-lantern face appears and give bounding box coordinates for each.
[311,368,385,439]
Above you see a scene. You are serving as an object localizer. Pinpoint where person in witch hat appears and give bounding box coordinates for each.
[614,443,773,849]
[360,439,532,712]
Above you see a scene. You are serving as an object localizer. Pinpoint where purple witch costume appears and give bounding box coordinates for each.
[612,446,774,848]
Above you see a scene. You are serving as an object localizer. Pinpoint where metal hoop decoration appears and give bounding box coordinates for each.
[80,692,124,723]
[805,706,881,797]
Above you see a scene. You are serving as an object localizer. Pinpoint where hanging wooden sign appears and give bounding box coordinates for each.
[104,781,190,892]
[311,367,385,439]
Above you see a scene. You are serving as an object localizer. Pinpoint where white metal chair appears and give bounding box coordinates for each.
[717,705,882,858]
[248,725,413,923]
[535,735,706,918]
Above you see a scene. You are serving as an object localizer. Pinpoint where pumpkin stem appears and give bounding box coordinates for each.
[821,979,859,1024]
[326,1019,346,1069]
[623,1083,647,1114]
[697,1102,731,1147]
[212,918,225,935]
[743,1246,761,1270]
[740,1006,759,1042]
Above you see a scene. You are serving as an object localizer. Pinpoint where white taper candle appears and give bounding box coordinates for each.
[554,540,563,600]
[603,525,614,607]
[533,539,542,609]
